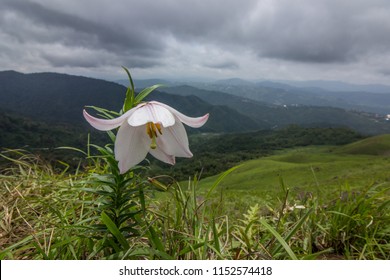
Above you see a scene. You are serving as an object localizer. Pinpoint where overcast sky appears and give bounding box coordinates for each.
[1,0,390,84]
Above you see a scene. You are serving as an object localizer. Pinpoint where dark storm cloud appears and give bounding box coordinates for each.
[125,0,390,65]
[265,1,390,64]
[204,60,240,70]
[1,0,390,83]
[0,0,164,68]
[0,0,255,65]
[41,52,104,68]
[3,0,158,50]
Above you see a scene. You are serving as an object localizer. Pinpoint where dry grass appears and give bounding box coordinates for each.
[1,149,390,260]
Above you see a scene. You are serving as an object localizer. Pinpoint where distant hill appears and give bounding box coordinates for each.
[277,79,390,94]
[161,85,390,135]
[146,91,261,132]
[0,111,90,149]
[0,70,256,133]
[118,76,390,114]
[196,144,390,200]
[1,70,389,137]
[336,134,390,156]
[193,80,390,115]
[0,70,126,124]
[147,125,364,180]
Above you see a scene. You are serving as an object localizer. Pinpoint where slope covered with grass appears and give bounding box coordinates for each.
[336,134,390,156]
[197,144,390,207]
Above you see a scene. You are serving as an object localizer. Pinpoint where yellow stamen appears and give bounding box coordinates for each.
[150,137,157,149]
[146,122,163,149]
[155,123,162,135]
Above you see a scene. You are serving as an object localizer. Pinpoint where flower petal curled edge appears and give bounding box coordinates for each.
[83,101,209,173]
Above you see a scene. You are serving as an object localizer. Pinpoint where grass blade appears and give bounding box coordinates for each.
[260,219,298,260]
[206,165,241,199]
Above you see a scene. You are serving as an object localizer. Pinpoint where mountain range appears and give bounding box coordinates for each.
[117,77,390,115]
[1,70,390,152]
[0,70,258,134]
[117,77,390,93]
[159,85,390,135]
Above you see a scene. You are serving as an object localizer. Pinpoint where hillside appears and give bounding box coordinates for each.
[0,70,255,133]
[336,134,390,156]
[147,126,363,180]
[130,78,390,114]
[162,85,390,135]
[192,79,390,114]
[0,108,364,180]
[196,142,390,205]
[1,70,389,138]
[0,70,126,123]
[145,92,260,132]
[0,111,87,149]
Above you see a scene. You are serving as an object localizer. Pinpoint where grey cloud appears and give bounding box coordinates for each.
[1,0,390,84]
[244,0,390,64]
[5,0,388,65]
[0,0,165,69]
[204,60,240,70]
[41,52,105,68]
[378,68,390,76]
[2,0,153,51]
[134,0,390,65]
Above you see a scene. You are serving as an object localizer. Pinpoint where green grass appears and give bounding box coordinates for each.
[335,134,390,155]
[196,145,390,210]
[1,137,390,260]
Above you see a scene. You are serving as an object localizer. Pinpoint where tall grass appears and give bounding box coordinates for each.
[1,149,389,259]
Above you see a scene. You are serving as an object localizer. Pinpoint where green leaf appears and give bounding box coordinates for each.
[273,208,313,255]
[178,241,207,256]
[122,66,135,112]
[0,234,35,259]
[284,208,313,242]
[101,212,130,251]
[147,225,165,252]
[212,218,221,254]
[206,165,241,199]
[85,105,120,119]
[55,146,87,156]
[260,219,298,260]
[134,84,165,105]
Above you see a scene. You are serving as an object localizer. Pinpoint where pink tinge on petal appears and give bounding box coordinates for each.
[83,108,134,131]
[151,101,209,128]
[179,113,209,128]
[128,102,175,127]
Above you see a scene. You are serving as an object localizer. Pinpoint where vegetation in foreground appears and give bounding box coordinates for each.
[1,70,389,260]
[1,139,389,260]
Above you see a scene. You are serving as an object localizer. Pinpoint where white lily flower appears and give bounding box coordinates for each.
[83,101,209,174]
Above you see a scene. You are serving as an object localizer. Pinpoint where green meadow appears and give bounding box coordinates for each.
[197,143,390,209]
[1,134,390,260]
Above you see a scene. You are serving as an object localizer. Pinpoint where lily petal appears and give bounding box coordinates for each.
[128,102,175,127]
[156,119,193,158]
[83,108,135,131]
[149,148,176,165]
[84,100,209,173]
[152,101,209,128]
[115,122,150,173]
